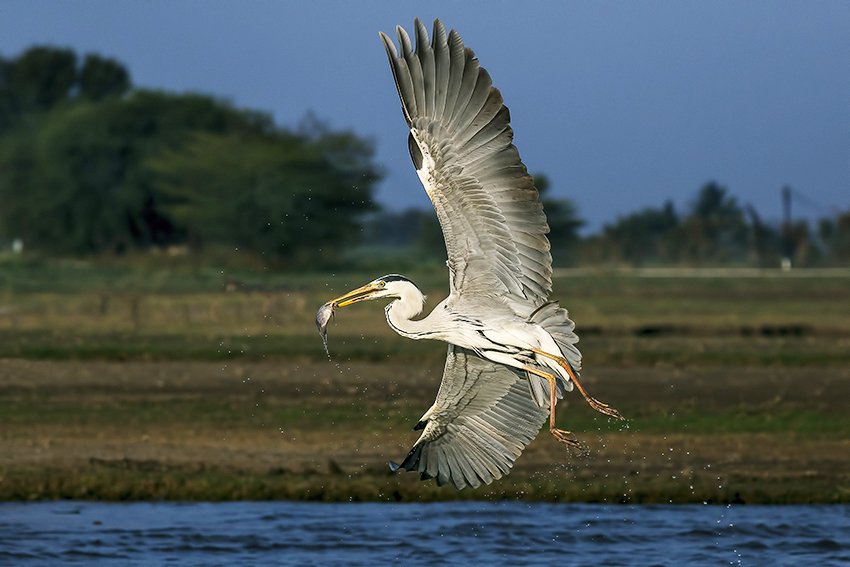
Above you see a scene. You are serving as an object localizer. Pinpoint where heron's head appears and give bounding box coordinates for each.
[317,275,426,337]
[327,274,423,307]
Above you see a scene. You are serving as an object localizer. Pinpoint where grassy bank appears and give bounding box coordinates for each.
[2,265,849,365]
[1,264,849,502]
[1,359,848,504]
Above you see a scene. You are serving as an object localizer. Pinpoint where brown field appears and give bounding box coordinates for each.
[2,357,848,503]
[1,269,849,502]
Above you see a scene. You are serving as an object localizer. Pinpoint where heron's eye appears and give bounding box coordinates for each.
[378,281,386,288]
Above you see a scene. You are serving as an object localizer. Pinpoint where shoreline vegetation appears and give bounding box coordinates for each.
[1,265,849,503]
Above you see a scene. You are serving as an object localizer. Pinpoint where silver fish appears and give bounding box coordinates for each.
[315,301,336,339]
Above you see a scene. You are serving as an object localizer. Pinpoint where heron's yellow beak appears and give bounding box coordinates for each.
[329,283,384,307]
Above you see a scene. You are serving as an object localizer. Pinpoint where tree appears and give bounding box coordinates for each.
[145,129,377,263]
[0,56,15,131]
[360,209,426,248]
[745,204,782,266]
[579,201,679,266]
[0,65,380,262]
[681,182,748,263]
[0,87,282,254]
[534,173,584,265]
[1,47,79,132]
[0,46,131,134]
[79,54,130,101]
[414,211,446,261]
[818,210,850,265]
[0,99,148,254]
[614,202,679,265]
[8,46,77,113]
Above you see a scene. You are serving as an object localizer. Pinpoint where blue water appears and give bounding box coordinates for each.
[1,501,848,566]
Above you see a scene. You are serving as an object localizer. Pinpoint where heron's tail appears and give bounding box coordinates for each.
[526,302,581,407]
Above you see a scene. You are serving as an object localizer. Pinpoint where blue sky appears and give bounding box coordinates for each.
[1,1,847,232]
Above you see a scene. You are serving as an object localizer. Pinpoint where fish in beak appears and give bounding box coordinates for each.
[315,302,335,340]
[315,282,385,339]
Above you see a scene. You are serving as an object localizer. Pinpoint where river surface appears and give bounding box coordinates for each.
[1,501,848,566]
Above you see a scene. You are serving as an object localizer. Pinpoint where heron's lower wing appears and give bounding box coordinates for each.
[392,344,548,490]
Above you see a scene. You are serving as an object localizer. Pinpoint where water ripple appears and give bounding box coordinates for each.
[1,501,849,566]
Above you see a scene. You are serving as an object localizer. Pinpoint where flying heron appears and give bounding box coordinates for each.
[316,18,623,490]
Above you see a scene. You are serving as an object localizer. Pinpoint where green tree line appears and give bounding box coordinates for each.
[578,182,850,267]
[1,46,847,269]
[364,179,850,269]
[0,47,377,264]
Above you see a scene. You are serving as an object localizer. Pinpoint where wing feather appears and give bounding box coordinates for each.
[449,49,480,126]
[396,26,413,66]
[443,30,466,116]
[381,34,415,125]
[404,56,426,121]
[453,69,495,139]
[381,19,553,304]
[392,345,548,490]
[414,19,435,117]
[432,20,450,118]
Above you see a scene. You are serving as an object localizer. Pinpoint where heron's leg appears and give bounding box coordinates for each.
[529,348,624,420]
[522,365,581,448]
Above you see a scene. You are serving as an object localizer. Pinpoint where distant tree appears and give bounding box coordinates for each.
[789,219,817,266]
[0,96,163,254]
[360,210,422,247]
[79,54,130,101]
[835,211,850,264]
[623,202,678,264]
[745,204,782,266]
[8,46,77,113]
[145,129,377,263]
[0,56,15,131]
[818,210,850,265]
[0,47,79,133]
[534,173,584,265]
[1,47,132,135]
[358,208,446,265]
[680,182,748,264]
[0,85,362,256]
[818,217,835,245]
[581,201,679,266]
[414,211,446,261]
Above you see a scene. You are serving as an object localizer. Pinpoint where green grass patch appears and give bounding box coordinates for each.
[0,394,418,432]
[4,385,847,438]
[2,329,848,367]
[559,410,850,438]
[0,330,446,362]
[0,256,448,295]
[2,463,848,504]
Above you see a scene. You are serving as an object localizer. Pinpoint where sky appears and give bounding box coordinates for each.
[1,1,847,233]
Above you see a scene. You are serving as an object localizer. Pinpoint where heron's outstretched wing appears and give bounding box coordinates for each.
[380,19,552,305]
[391,345,548,490]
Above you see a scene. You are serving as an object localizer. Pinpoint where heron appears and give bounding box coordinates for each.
[316,18,623,490]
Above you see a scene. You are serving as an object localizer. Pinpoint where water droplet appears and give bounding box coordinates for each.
[321,334,331,359]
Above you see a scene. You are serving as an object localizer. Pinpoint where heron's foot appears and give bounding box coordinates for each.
[550,427,581,448]
[582,394,624,420]
[528,347,625,420]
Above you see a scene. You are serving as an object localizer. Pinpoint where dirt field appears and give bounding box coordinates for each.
[2,358,848,503]
[2,271,848,501]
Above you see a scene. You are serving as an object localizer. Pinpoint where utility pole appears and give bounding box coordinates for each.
[781,186,793,270]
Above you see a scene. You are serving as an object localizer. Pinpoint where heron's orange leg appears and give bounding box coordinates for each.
[522,365,581,448]
[529,348,624,420]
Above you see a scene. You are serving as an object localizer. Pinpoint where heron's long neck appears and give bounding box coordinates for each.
[384,292,433,340]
